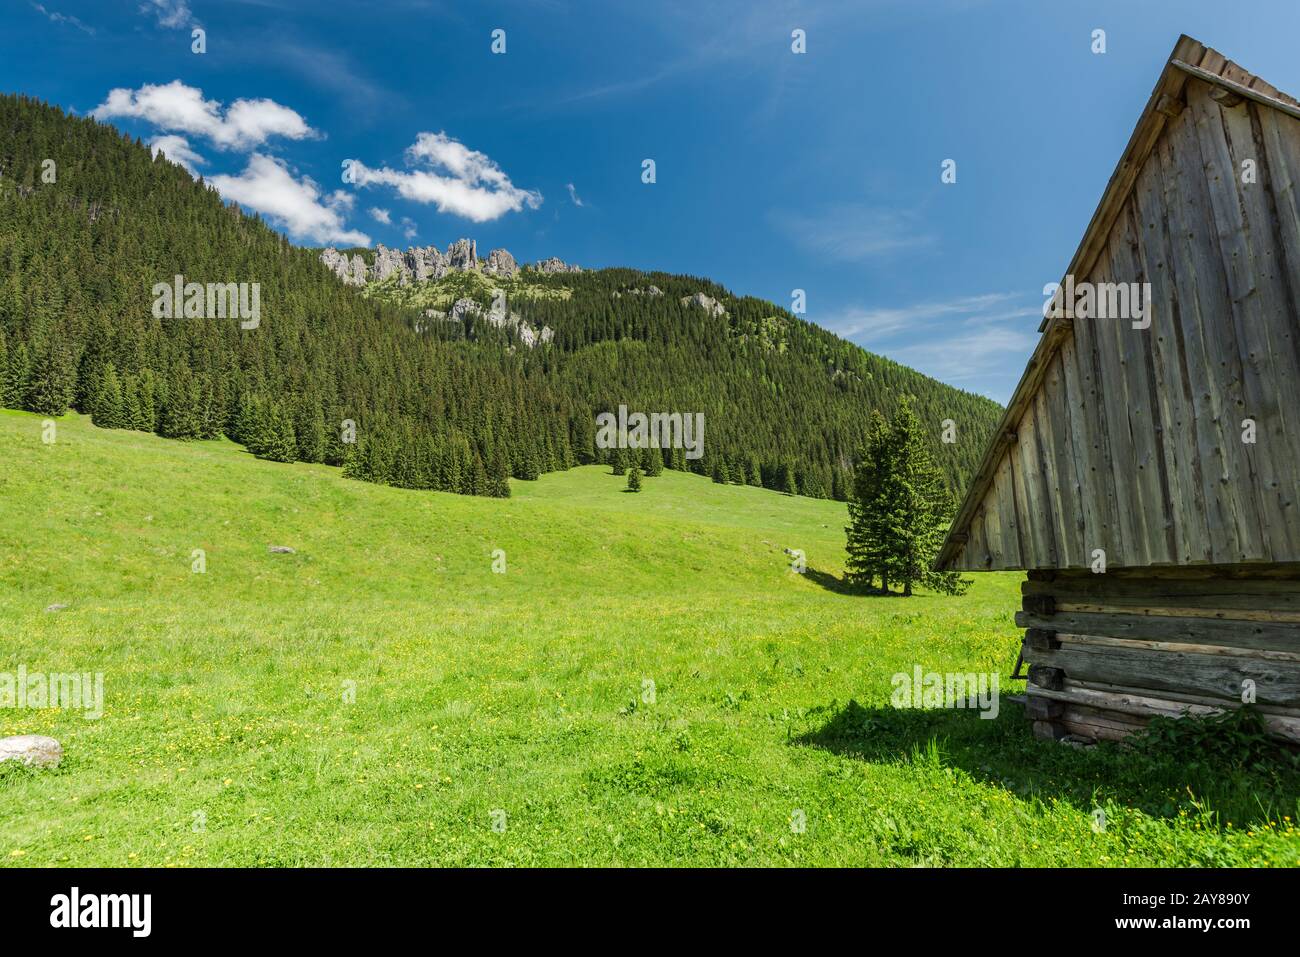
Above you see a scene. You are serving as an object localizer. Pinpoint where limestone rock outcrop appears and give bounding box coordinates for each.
[681,292,726,318]
[445,238,478,271]
[485,248,517,277]
[535,256,582,274]
[319,239,572,349]
[321,240,582,287]
[372,244,411,284]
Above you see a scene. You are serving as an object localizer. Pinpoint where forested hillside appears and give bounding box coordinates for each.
[0,93,1002,499]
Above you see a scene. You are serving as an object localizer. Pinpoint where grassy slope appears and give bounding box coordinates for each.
[0,410,1295,866]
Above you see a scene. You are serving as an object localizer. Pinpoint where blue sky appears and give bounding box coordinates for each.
[7,0,1300,402]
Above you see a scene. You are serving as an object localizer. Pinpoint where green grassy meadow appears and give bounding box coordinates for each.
[0,410,1296,866]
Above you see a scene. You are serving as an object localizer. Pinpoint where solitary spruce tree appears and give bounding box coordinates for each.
[844,401,969,596]
[626,466,642,492]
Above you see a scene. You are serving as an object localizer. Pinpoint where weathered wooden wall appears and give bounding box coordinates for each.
[946,63,1300,572]
[1018,566,1300,743]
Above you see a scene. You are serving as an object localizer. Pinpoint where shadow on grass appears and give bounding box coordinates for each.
[792,698,1300,831]
[802,566,892,596]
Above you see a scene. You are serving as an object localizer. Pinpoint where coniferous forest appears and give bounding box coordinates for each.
[0,94,1003,500]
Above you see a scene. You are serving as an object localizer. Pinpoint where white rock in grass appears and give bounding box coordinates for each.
[267,545,296,554]
[0,735,62,768]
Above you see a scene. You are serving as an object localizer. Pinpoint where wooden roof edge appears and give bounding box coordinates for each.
[936,34,1299,572]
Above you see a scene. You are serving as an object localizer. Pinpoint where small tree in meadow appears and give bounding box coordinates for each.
[845,400,969,597]
[626,466,642,492]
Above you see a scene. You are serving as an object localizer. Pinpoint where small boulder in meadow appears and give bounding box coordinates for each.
[267,545,296,554]
[0,735,63,768]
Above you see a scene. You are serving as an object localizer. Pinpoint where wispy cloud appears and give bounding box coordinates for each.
[345,132,541,223]
[770,204,934,263]
[369,207,391,225]
[544,0,859,107]
[138,0,193,29]
[31,2,94,34]
[827,293,1019,339]
[265,42,396,115]
[566,183,584,207]
[826,292,1040,402]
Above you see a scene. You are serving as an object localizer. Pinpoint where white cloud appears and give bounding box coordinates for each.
[345,131,541,223]
[400,216,418,240]
[566,183,584,207]
[369,207,391,224]
[139,0,192,29]
[91,81,315,151]
[149,134,205,174]
[209,155,370,247]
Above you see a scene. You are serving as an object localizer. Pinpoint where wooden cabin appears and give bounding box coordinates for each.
[935,36,1300,744]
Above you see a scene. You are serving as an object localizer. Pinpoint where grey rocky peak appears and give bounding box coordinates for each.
[319,240,576,291]
[321,247,366,287]
[535,256,582,274]
[372,244,412,284]
[320,246,348,279]
[407,245,447,281]
[485,248,517,277]
[446,238,478,271]
[681,292,726,318]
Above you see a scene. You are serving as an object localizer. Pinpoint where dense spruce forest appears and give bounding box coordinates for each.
[0,93,1002,500]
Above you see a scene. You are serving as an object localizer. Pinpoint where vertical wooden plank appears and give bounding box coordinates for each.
[1106,201,1176,565]
[1189,88,1291,561]
[1069,301,1125,564]
[1132,156,1209,564]
[981,465,1005,569]
[1186,84,1276,561]
[1037,357,1079,567]
[1227,101,1300,555]
[1016,399,1058,567]
[993,449,1023,568]
[1158,97,1264,563]
[967,505,990,570]
[1009,423,1039,568]
[1255,109,1300,560]
[1087,241,1147,566]
[1059,335,1106,567]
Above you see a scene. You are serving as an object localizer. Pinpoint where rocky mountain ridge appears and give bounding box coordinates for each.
[320,240,582,288]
